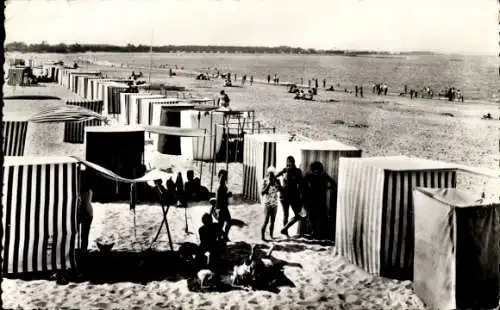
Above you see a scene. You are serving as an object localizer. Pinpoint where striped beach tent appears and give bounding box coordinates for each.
[130,94,164,125]
[180,109,224,160]
[2,156,80,275]
[413,188,500,310]
[277,140,362,240]
[63,100,105,143]
[3,119,29,156]
[106,83,129,115]
[118,92,147,125]
[143,98,180,126]
[243,133,293,202]
[7,67,26,86]
[335,156,457,280]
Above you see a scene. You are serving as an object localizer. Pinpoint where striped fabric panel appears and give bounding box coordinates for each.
[3,121,29,156]
[243,136,257,201]
[380,169,457,280]
[2,162,79,274]
[300,149,362,183]
[336,158,385,275]
[63,101,104,144]
[107,86,125,115]
[242,136,277,202]
[299,149,362,239]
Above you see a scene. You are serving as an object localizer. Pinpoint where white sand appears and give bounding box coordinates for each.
[3,62,499,309]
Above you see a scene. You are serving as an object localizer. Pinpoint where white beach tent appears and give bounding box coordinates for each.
[413,188,500,310]
[335,156,457,280]
[180,107,224,161]
[2,156,81,274]
[243,133,295,202]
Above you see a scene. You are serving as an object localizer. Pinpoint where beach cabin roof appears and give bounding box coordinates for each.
[85,125,145,133]
[157,103,195,111]
[192,105,219,112]
[349,155,456,171]
[143,125,209,137]
[4,155,79,166]
[415,188,499,208]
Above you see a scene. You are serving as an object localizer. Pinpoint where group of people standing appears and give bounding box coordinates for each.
[268,73,280,85]
[260,156,336,241]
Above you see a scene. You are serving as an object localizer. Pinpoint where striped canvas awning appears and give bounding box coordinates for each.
[2,156,80,274]
[413,188,500,310]
[28,105,108,124]
[63,100,104,144]
[243,133,293,202]
[336,156,457,280]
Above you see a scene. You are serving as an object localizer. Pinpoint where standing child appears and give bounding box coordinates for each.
[261,167,281,241]
[216,170,232,241]
[79,178,93,253]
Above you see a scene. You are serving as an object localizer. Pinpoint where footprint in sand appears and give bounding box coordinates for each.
[34,300,47,308]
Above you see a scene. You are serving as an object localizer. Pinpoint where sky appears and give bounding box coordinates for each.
[5,0,499,55]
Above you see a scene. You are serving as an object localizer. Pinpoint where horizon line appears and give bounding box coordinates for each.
[6,41,495,56]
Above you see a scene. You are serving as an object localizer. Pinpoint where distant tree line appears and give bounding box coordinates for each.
[5,41,434,56]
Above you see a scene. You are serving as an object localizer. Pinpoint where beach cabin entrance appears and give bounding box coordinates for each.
[85,126,145,202]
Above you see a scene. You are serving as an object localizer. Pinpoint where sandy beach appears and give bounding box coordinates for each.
[2,61,499,309]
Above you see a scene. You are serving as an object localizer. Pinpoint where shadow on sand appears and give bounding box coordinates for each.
[69,241,302,293]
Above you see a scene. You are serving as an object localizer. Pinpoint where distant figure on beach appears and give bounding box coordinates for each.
[261,166,282,241]
[323,79,326,88]
[218,90,230,107]
[242,75,247,85]
[276,156,304,237]
[315,79,319,89]
[404,84,408,94]
[360,86,363,98]
[216,170,232,241]
[267,74,271,84]
[308,80,311,88]
[79,178,93,254]
[410,89,414,99]
[250,75,254,85]
[355,85,359,97]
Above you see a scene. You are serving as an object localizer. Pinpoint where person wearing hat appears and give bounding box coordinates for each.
[261,166,282,241]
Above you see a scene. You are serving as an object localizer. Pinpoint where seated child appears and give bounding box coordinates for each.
[198,213,224,269]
